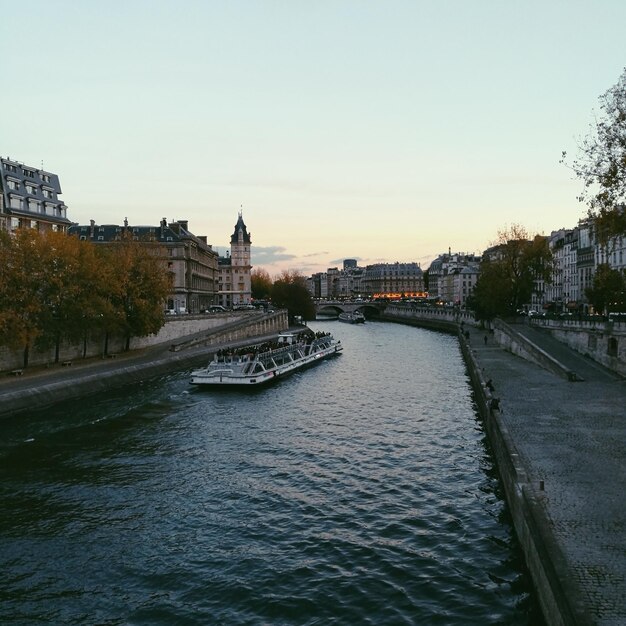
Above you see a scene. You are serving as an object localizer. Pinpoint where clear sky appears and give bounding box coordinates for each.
[2,1,625,275]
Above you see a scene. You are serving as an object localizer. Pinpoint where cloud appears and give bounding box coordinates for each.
[251,246,297,265]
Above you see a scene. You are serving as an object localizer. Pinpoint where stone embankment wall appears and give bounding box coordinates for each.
[0,311,287,372]
[532,318,626,377]
[170,311,289,352]
[381,303,478,332]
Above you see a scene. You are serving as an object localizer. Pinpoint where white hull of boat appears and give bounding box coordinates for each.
[190,335,342,387]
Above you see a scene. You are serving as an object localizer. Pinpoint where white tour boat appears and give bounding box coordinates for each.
[338,311,365,324]
[190,330,343,386]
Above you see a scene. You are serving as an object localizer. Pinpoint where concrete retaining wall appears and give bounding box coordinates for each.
[532,320,626,377]
[170,311,289,352]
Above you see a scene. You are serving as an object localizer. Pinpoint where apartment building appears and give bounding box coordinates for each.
[69,218,219,314]
[0,156,71,233]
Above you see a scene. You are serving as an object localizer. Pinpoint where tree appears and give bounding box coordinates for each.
[103,234,172,351]
[469,225,552,320]
[585,264,626,314]
[32,231,94,362]
[271,270,315,322]
[562,68,626,241]
[0,229,52,366]
[251,268,273,300]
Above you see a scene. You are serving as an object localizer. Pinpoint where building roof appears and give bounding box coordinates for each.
[68,218,216,254]
[230,212,251,244]
[0,156,71,226]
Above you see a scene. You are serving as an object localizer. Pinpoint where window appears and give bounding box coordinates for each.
[42,174,50,183]
[10,196,22,209]
[43,189,53,199]
[7,180,19,190]
[22,169,34,178]
[98,236,104,241]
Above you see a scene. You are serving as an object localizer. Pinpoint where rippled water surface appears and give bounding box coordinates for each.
[0,321,544,625]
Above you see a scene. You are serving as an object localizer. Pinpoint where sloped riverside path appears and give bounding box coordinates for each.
[464,327,625,626]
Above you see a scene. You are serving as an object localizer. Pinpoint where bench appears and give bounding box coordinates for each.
[107,353,118,359]
[9,369,23,376]
[61,361,72,367]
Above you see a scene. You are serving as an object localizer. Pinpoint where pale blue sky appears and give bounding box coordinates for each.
[2,1,625,274]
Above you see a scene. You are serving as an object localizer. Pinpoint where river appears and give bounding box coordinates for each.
[0,321,544,625]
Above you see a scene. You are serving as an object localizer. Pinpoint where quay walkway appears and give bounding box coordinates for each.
[466,325,625,625]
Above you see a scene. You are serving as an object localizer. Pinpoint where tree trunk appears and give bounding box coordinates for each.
[23,343,30,369]
[125,334,130,352]
[55,332,60,364]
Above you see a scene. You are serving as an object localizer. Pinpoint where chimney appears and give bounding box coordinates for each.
[160,217,167,238]
[90,219,95,238]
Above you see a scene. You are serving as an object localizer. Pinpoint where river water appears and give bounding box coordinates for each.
[0,321,544,625]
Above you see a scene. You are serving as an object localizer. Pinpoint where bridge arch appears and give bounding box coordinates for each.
[314,301,386,319]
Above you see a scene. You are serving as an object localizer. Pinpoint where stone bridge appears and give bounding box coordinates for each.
[315,300,387,319]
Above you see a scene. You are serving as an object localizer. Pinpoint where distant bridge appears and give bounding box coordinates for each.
[314,300,387,319]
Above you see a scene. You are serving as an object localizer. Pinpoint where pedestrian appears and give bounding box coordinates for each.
[483,335,488,345]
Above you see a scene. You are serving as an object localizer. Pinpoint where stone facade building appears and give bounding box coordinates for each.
[69,218,219,314]
[0,156,71,233]
[217,213,252,308]
[360,262,424,299]
[427,252,481,304]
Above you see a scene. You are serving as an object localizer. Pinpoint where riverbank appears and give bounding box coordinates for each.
[1,315,624,625]
[460,326,625,626]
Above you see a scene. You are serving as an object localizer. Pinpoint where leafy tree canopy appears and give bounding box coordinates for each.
[585,263,626,314]
[271,270,315,322]
[562,67,626,241]
[251,268,273,300]
[0,229,171,366]
[469,225,552,320]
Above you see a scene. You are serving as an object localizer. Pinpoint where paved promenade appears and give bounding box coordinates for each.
[468,325,625,625]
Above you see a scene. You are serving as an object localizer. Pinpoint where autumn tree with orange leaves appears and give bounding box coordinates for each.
[0,229,171,367]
